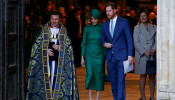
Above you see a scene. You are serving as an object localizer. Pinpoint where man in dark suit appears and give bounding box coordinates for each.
[101,2,134,100]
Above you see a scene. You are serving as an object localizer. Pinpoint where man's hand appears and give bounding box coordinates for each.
[52,44,60,51]
[145,51,151,58]
[48,49,54,56]
[81,56,85,67]
[104,43,113,48]
[128,56,133,65]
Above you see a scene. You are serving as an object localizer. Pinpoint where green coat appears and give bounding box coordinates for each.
[81,23,106,91]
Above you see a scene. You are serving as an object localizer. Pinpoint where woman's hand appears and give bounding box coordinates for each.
[48,49,54,56]
[81,56,85,67]
[52,44,60,51]
[150,49,155,56]
[145,51,151,58]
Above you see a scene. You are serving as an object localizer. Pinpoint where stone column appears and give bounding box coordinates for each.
[169,0,175,99]
[157,0,175,99]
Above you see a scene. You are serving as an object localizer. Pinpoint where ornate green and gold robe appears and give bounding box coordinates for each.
[26,22,79,100]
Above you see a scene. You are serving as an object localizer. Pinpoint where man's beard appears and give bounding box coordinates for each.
[107,14,115,19]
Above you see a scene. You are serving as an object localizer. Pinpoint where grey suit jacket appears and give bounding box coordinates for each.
[133,23,156,74]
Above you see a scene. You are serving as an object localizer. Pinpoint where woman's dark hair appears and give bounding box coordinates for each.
[137,8,150,25]
[138,8,149,17]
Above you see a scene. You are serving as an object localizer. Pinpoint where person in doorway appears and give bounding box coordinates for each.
[101,2,134,100]
[134,9,156,100]
[26,10,79,100]
[149,12,157,25]
[81,9,106,100]
[67,7,82,67]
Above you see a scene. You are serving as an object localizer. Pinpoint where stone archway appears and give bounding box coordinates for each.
[157,0,175,99]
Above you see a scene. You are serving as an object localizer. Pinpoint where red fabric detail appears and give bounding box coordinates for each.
[50,25,59,28]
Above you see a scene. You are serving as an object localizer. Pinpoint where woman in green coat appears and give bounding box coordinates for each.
[81,9,106,100]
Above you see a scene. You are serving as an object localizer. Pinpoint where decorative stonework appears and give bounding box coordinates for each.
[158,91,170,100]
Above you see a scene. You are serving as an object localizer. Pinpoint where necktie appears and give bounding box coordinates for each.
[111,20,114,37]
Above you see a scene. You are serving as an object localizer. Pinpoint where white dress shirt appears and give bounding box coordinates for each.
[110,15,118,33]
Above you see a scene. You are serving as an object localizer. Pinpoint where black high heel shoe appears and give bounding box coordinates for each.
[150,97,154,100]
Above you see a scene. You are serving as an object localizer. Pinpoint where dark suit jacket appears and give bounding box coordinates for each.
[101,17,134,61]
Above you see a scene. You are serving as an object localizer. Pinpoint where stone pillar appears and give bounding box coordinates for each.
[157,0,175,99]
[169,0,175,99]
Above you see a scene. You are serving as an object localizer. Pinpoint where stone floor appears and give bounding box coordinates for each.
[76,67,156,100]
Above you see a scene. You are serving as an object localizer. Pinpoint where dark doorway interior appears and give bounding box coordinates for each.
[0,0,25,100]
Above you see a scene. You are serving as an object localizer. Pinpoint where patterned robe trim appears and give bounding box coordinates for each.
[42,22,66,100]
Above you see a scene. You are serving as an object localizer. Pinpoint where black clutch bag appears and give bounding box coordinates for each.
[146,56,156,74]
[48,42,59,61]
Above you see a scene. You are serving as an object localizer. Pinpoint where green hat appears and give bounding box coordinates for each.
[91,9,101,19]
